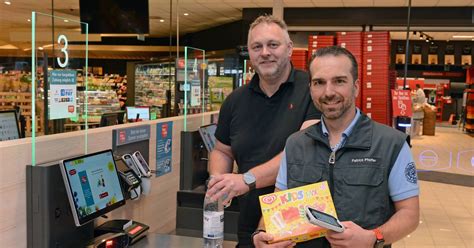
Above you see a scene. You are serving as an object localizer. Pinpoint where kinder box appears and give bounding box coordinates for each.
[259,181,338,243]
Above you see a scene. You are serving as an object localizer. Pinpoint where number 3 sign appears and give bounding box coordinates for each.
[57,34,69,68]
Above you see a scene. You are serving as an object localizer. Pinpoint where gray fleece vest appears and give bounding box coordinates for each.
[285,113,407,248]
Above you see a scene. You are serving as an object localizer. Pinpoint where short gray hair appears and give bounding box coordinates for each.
[249,15,288,32]
[248,15,291,43]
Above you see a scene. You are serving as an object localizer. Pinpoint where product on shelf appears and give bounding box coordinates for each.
[135,62,175,118]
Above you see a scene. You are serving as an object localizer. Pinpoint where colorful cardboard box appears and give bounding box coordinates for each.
[259,181,338,243]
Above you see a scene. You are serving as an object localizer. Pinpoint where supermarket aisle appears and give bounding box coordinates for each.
[393,125,473,247]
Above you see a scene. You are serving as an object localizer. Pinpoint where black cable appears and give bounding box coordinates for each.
[403,0,412,89]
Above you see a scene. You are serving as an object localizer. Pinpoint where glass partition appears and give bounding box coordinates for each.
[180,46,208,131]
[31,12,89,165]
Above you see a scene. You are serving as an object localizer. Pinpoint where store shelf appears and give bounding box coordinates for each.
[77,90,121,120]
[135,62,175,118]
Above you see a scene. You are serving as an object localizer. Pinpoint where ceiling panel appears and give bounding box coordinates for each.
[225,2,259,8]
[437,0,473,6]
[284,0,314,6]
[373,0,408,6]
[411,0,443,6]
[311,0,345,7]
[342,0,375,7]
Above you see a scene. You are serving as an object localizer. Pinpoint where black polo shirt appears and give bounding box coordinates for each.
[214,67,321,246]
[215,67,320,173]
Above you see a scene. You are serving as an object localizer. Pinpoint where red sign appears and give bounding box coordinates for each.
[119,130,126,143]
[161,123,168,138]
[392,90,413,117]
[99,192,109,199]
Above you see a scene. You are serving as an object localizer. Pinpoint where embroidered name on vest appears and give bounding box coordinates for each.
[351,158,378,163]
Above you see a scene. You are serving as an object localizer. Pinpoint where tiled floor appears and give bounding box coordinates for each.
[393,125,474,248]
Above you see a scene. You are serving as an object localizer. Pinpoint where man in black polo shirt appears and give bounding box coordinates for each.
[206,15,321,247]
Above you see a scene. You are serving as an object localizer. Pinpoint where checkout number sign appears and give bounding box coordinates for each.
[57,34,69,68]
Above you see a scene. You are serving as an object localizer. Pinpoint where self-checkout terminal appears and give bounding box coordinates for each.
[26,149,150,248]
[176,124,239,241]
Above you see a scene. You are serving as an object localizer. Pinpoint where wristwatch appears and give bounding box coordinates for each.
[243,171,256,191]
[372,228,385,248]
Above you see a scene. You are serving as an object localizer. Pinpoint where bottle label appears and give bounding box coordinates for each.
[203,211,224,239]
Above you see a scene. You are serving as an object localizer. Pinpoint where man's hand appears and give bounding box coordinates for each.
[325,221,375,248]
[253,231,295,248]
[206,173,249,205]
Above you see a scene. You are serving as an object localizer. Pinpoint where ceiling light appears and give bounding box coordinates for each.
[38,47,43,50]
[183,13,189,16]
[27,19,31,22]
[4,1,11,5]
[425,39,429,43]
[419,36,423,40]
[159,19,164,23]
[452,35,474,39]
[64,19,69,23]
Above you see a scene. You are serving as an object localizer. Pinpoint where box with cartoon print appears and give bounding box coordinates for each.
[259,181,338,243]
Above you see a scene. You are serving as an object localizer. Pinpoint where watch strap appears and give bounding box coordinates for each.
[251,229,266,244]
[372,228,385,248]
[243,171,256,191]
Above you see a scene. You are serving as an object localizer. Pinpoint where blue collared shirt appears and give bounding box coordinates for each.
[321,108,361,151]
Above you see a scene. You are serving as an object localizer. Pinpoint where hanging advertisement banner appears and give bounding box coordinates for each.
[48,70,77,120]
[156,121,173,177]
[392,89,413,117]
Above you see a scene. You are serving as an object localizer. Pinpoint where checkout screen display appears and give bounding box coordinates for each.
[126,106,150,121]
[63,150,125,223]
[0,111,20,141]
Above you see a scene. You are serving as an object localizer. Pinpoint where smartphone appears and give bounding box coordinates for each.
[122,153,142,178]
[132,151,151,178]
[305,206,345,233]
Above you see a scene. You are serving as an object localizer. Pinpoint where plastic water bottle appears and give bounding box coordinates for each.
[203,194,224,248]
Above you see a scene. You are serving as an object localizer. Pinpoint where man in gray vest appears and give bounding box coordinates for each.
[253,46,420,248]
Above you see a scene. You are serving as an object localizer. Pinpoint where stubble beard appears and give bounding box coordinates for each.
[317,90,356,120]
[255,57,289,84]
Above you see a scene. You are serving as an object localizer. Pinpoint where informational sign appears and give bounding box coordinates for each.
[209,76,233,110]
[114,125,151,146]
[190,80,201,106]
[48,70,77,120]
[156,122,173,177]
[391,90,413,117]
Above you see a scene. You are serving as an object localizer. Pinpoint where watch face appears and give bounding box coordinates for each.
[374,239,385,248]
[243,172,256,184]
[244,172,255,184]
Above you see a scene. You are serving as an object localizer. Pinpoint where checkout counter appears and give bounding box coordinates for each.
[132,233,236,247]
[25,124,239,248]
[175,127,240,241]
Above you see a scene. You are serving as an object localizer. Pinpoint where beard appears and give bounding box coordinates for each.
[254,57,289,82]
[316,90,355,120]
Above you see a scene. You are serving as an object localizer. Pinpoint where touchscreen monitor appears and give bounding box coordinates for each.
[198,124,217,152]
[126,106,150,121]
[0,110,20,141]
[60,150,126,226]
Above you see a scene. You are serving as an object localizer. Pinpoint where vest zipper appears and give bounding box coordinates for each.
[328,151,336,165]
[328,151,335,193]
